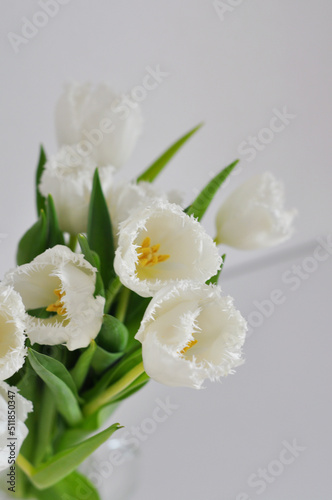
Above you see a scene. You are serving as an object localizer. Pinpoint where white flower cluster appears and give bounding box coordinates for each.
[0,82,297,472]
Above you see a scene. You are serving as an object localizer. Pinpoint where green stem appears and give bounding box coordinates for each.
[104,276,122,313]
[83,362,145,416]
[16,454,35,477]
[115,287,130,322]
[68,234,78,252]
[34,386,56,466]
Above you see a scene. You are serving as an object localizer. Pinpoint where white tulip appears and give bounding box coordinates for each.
[0,285,27,381]
[3,246,105,351]
[215,172,297,250]
[114,201,222,297]
[135,282,247,389]
[107,180,182,236]
[55,82,143,169]
[39,146,114,235]
[0,381,33,472]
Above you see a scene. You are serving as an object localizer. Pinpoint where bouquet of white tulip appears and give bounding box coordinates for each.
[0,82,296,499]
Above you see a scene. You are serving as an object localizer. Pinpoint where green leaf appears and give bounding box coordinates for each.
[97,315,128,352]
[83,349,143,402]
[36,145,47,214]
[104,276,122,313]
[28,349,83,427]
[125,293,151,347]
[207,254,226,285]
[45,194,65,247]
[87,169,115,289]
[91,345,123,374]
[185,159,239,221]
[70,341,97,391]
[56,404,119,451]
[78,234,105,298]
[29,349,79,397]
[16,210,48,265]
[30,423,121,489]
[90,314,128,374]
[110,372,149,403]
[137,123,203,183]
[30,471,101,500]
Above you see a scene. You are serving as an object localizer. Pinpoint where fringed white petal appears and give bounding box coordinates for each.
[0,285,27,381]
[107,180,167,235]
[114,200,222,297]
[3,246,105,351]
[135,282,247,389]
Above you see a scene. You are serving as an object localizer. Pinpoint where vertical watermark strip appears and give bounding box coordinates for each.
[6,390,17,493]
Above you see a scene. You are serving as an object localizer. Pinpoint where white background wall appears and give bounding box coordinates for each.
[1,1,331,499]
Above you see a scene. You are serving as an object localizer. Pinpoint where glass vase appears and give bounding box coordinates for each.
[0,438,139,500]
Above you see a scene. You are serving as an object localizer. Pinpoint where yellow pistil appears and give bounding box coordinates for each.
[46,288,67,316]
[137,237,170,268]
[180,339,198,356]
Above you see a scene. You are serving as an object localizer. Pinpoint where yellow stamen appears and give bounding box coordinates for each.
[141,237,151,248]
[137,247,151,257]
[46,288,67,316]
[180,339,198,356]
[137,237,170,268]
[158,255,169,263]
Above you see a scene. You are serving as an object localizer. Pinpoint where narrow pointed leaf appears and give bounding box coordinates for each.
[56,404,119,451]
[78,233,105,297]
[46,194,65,247]
[30,471,101,500]
[16,210,48,265]
[70,341,97,391]
[186,160,239,221]
[137,123,203,183]
[28,349,83,426]
[30,423,121,489]
[36,145,47,214]
[87,169,115,289]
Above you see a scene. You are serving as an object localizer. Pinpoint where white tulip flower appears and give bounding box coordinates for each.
[3,246,105,351]
[114,201,222,297]
[215,172,297,250]
[39,146,114,235]
[107,180,182,236]
[135,282,247,389]
[0,382,33,472]
[0,285,27,381]
[55,82,143,169]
